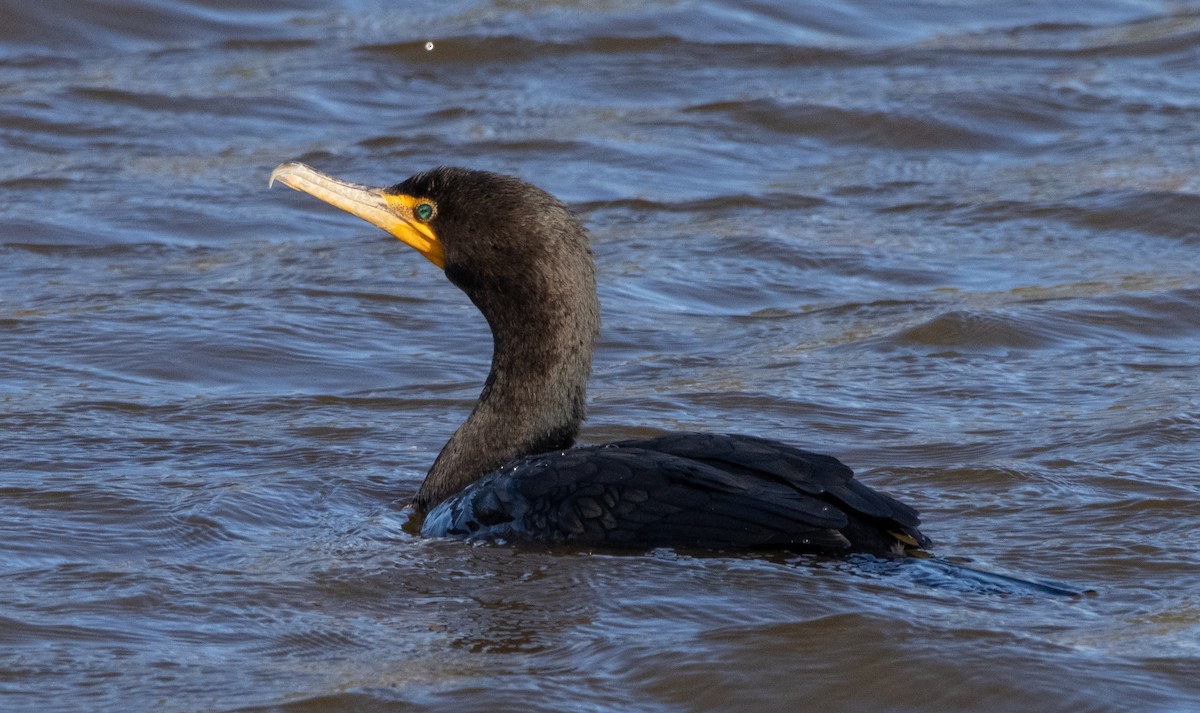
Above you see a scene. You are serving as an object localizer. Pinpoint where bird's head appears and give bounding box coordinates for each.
[269,162,593,302]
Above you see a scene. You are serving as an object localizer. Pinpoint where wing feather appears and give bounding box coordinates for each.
[421,432,929,553]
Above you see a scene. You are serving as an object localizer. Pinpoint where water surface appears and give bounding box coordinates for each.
[2,1,1199,711]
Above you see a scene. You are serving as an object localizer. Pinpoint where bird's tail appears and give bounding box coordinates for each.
[901,556,1091,597]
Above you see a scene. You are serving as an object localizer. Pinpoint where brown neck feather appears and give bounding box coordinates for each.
[412,235,599,511]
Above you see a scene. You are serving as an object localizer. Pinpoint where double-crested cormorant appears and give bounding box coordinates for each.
[270,162,930,556]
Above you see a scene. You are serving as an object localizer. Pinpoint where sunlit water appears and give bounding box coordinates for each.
[2,1,1199,711]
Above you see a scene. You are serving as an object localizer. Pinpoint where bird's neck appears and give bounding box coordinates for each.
[413,283,599,511]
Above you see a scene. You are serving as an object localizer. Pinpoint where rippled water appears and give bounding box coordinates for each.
[3,1,1200,710]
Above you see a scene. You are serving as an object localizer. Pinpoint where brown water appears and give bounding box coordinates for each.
[3,1,1200,710]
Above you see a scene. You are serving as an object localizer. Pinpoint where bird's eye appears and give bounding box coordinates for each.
[414,202,435,221]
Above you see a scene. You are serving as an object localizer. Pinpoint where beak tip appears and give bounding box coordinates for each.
[269,161,308,191]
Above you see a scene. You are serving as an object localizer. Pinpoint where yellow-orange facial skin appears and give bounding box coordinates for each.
[269,162,445,269]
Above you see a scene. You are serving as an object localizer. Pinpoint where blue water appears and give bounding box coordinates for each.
[2,1,1199,711]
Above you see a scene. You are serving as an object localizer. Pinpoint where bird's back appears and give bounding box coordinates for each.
[419,432,929,556]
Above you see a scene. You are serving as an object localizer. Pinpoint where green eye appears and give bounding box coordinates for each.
[414,202,435,221]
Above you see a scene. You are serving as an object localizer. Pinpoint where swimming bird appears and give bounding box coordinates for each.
[270,162,930,556]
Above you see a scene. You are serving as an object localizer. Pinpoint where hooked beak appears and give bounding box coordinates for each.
[270,162,444,269]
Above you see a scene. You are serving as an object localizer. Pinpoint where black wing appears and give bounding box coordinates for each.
[618,433,924,529]
[420,432,929,555]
